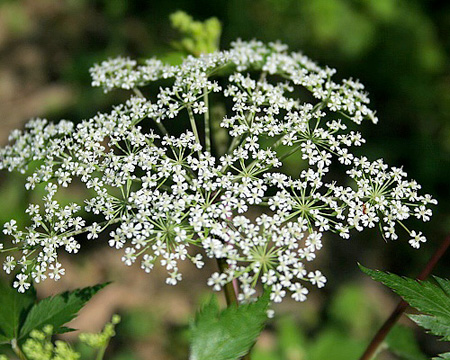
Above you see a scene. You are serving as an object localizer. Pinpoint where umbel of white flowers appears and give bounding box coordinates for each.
[0,40,435,303]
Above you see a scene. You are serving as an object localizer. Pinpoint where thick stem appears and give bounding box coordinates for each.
[155,121,169,137]
[96,343,108,360]
[216,258,251,360]
[359,235,450,360]
[203,88,211,153]
[217,258,238,305]
[278,145,301,162]
[11,339,27,360]
[187,106,201,148]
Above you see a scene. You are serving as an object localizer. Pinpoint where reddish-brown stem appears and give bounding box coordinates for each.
[359,235,450,360]
[217,258,238,305]
[216,258,251,360]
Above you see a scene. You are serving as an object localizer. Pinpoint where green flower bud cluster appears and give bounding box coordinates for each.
[170,11,221,55]
[22,326,79,360]
[78,315,121,350]
[4,316,121,360]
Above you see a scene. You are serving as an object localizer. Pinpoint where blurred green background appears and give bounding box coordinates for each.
[0,0,449,359]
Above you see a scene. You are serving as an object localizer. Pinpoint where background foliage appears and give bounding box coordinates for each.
[0,0,449,358]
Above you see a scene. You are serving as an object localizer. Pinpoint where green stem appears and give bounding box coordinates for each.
[132,88,145,98]
[216,259,251,360]
[224,135,242,159]
[279,145,302,162]
[203,88,211,153]
[187,106,201,147]
[217,258,238,305]
[96,344,107,360]
[156,121,169,137]
[0,247,19,253]
[61,218,122,239]
[11,339,27,360]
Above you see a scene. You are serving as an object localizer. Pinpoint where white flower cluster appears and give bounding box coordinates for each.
[0,40,435,303]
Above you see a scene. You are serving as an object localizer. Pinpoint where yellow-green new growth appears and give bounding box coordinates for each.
[78,314,121,349]
[21,326,79,360]
[13,316,120,360]
[170,11,221,56]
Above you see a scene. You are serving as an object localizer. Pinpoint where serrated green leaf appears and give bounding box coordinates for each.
[18,282,109,341]
[0,279,36,343]
[385,325,427,360]
[359,266,450,322]
[433,277,450,297]
[408,314,450,341]
[195,293,220,323]
[434,352,450,360]
[189,291,270,360]
[360,265,450,350]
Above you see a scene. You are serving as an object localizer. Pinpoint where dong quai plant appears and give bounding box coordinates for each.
[0,11,439,360]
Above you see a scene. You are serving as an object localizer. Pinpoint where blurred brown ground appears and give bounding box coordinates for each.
[0,1,80,144]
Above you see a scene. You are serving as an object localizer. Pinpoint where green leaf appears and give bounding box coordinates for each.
[359,266,450,322]
[189,292,270,360]
[18,282,109,341]
[408,314,450,341]
[433,276,450,297]
[434,352,450,360]
[385,325,427,360]
[360,265,450,346]
[0,279,36,343]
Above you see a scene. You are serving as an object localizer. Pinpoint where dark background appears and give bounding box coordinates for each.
[0,1,449,359]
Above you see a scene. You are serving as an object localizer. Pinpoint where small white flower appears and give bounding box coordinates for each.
[3,256,15,274]
[207,272,226,291]
[290,283,309,302]
[48,262,65,281]
[3,220,17,235]
[408,230,427,249]
[308,270,327,288]
[270,284,286,303]
[13,273,30,293]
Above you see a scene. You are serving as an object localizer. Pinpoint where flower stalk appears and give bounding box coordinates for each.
[11,339,26,360]
[216,258,252,360]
